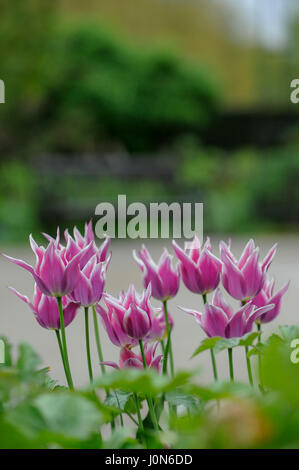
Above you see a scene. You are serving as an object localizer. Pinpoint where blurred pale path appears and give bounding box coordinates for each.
[0,235,296,387]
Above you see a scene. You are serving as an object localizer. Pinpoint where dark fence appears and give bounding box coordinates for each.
[34,153,185,228]
[32,109,299,229]
[34,153,176,181]
[202,110,299,149]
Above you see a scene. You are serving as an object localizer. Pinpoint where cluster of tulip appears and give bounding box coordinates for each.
[3,222,289,397]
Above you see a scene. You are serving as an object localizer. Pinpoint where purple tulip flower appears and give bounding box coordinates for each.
[63,221,111,266]
[172,236,222,295]
[3,221,110,298]
[220,239,277,302]
[123,302,152,340]
[102,342,162,371]
[251,277,289,324]
[133,245,180,301]
[9,285,79,330]
[68,255,107,307]
[96,284,161,348]
[3,231,91,297]
[180,289,274,339]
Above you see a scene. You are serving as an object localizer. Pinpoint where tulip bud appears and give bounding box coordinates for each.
[173,236,222,295]
[123,303,151,340]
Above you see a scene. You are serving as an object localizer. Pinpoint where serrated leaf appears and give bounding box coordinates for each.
[89,368,196,396]
[33,393,103,440]
[104,390,133,412]
[278,325,299,342]
[236,332,259,347]
[33,367,57,389]
[165,390,198,410]
[191,337,222,358]
[214,332,259,353]
[187,380,257,402]
[192,332,259,358]
[17,343,41,378]
[247,333,282,358]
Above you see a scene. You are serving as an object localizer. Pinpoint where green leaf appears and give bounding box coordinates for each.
[247,344,262,358]
[103,428,140,449]
[192,332,259,358]
[247,333,281,358]
[5,403,47,440]
[165,390,198,410]
[215,332,258,352]
[0,336,12,367]
[262,334,299,405]
[187,380,257,402]
[104,390,133,412]
[191,337,221,358]
[214,332,259,353]
[163,370,198,393]
[89,368,196,396]
[17,343,41,378]
[278,325,299,342]
[33,392,103,440]
[142,396,164,432]
[0,416,40,449]
[32,366,57,389]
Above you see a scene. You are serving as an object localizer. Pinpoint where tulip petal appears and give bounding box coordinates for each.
[245,304,275,332]
[225,310,246,338]
[212,289,234,319]
[201,305,228,337]
[221,250,246,300]
[241,248,264,298]
[261,243,278,273]
[238,239,255,269]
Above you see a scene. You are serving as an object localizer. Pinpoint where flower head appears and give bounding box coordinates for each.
[123,302,151,340]
[180,289,274,339]
[3,230,91,297]
[96,284,160,348]
[3,222,111,298]
[9,285,79,330]
[68,255,107,307]
[172,236,222,295]
[101,342,162,372]
[63,221,111,267]
[220,239,277,302]
[251,277,289,324]
[133,245,180,301]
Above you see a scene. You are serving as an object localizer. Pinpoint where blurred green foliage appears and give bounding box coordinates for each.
[0,1,299,239]
[0,338,107,448]
[177,136,299,232]
[3,140,299,240]
[62,0,299,109]
[0,0,56,154]
[2,326,299,448]
[0,160,39,241]
[44,23,218,152]
[0,1,218,155]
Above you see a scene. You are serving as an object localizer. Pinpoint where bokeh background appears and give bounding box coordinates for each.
[1,0,299,385]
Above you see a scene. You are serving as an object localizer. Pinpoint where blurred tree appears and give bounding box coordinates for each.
[60,0,296,109]
[59,0,265,108]
[0,0,57,155]
[38,22,218,152]
[0,1,218,155]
